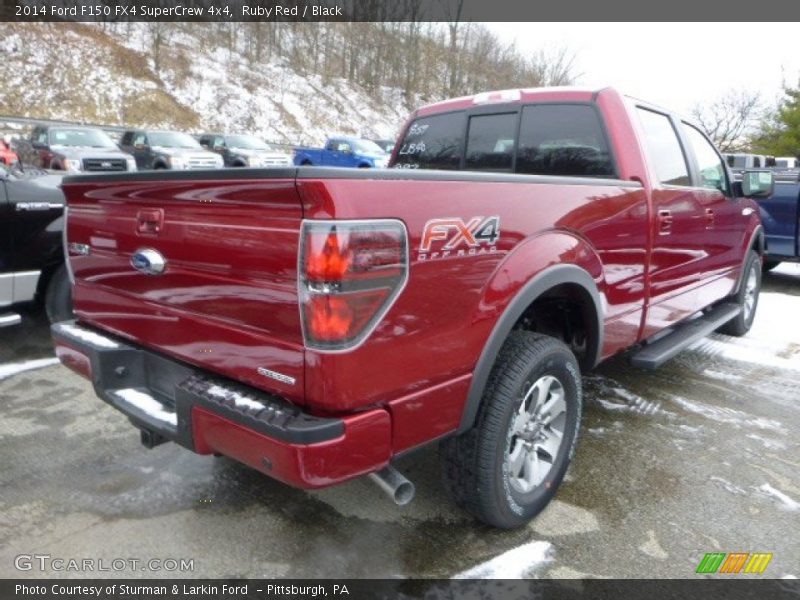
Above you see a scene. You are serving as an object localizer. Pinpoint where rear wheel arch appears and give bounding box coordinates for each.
[457,264,603,433]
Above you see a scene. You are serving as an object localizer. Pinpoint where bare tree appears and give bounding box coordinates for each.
[529,46,578,87]
[691,90,763,153]
[146,22,173,72]
[444,0,466,96]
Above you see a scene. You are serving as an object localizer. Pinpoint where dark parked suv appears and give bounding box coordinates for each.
[16,126,136,173]
[198,133,292,167]
[120,130,223,171]
[0,162,72,327]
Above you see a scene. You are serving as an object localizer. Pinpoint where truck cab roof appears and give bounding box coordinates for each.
[415,86,605,117]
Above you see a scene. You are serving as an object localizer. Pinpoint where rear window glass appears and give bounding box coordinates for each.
[516,105,615,177]
[465,113,517,171]
[394,111,464,170]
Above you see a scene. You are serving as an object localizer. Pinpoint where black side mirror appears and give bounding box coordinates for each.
[738,170,775,199]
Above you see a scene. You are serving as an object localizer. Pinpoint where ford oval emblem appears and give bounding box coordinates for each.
[131,248,166,275]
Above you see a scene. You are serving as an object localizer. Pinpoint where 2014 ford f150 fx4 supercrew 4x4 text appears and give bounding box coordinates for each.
[52,87,773,528]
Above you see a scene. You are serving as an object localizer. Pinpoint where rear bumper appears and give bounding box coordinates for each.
[51,320,391,489]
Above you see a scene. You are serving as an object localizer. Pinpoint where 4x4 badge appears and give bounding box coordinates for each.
[419,216,500,260]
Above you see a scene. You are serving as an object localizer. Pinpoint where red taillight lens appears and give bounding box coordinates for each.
[300,220,408,350]
[305,232,352,280]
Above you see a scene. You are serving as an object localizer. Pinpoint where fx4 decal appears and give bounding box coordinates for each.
[419,216,500,260]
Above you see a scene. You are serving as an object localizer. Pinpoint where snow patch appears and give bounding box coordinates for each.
[746,433,787,450]
[453,541,553,579]
[57,323,119,349]
[689,292,800,372]
[638,530,668,560]
[758,483,800,512]
[710,476,747,496]
[0,357,60,380]
[113,389,177,426]
[668,395,786,433]
[702,368,742,383]
[692,338,800,372]
[585,375,666,416]
[206,384,267,412]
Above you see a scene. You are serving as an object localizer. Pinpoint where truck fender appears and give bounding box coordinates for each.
[457,259,604,434]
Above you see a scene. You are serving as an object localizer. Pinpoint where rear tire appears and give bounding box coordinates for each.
[440,331,582,529]
[763,260,780,272]
[718,250,761,337]
[45,264,74,324]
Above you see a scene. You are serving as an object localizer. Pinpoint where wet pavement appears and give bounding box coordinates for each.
[1,265,798,579]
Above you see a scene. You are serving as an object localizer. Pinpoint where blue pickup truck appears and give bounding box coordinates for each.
[293,137,389,168]
[759,169,800,270]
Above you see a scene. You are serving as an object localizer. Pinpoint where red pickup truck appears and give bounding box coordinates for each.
[53,87,773,528]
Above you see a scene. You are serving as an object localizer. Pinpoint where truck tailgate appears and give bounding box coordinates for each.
[62,171,306,404]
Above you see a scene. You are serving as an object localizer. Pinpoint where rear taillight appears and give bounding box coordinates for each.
[299,219,408,351]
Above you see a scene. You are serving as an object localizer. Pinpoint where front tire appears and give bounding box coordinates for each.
[718,250,761,337]
[440,331,582,528]
[45,264,74,324]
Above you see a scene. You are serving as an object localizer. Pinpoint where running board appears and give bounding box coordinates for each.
[630,303,741,370]
[0,313,22,328]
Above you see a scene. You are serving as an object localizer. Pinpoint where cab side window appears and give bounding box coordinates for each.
[681,123,730,195]
[516,105,615,177]
[636,108,691,186]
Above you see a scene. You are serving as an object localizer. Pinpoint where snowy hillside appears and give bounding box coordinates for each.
[0,23,413,146]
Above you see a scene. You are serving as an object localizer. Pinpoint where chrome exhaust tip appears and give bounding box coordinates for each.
[368,465,415,506]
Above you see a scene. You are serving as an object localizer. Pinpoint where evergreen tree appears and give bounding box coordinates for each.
[752,83,800,157]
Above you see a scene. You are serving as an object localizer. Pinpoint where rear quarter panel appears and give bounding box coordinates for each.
[298,175,648,451]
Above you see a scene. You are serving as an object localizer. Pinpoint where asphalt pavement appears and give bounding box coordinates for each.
[1,265,798,579]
